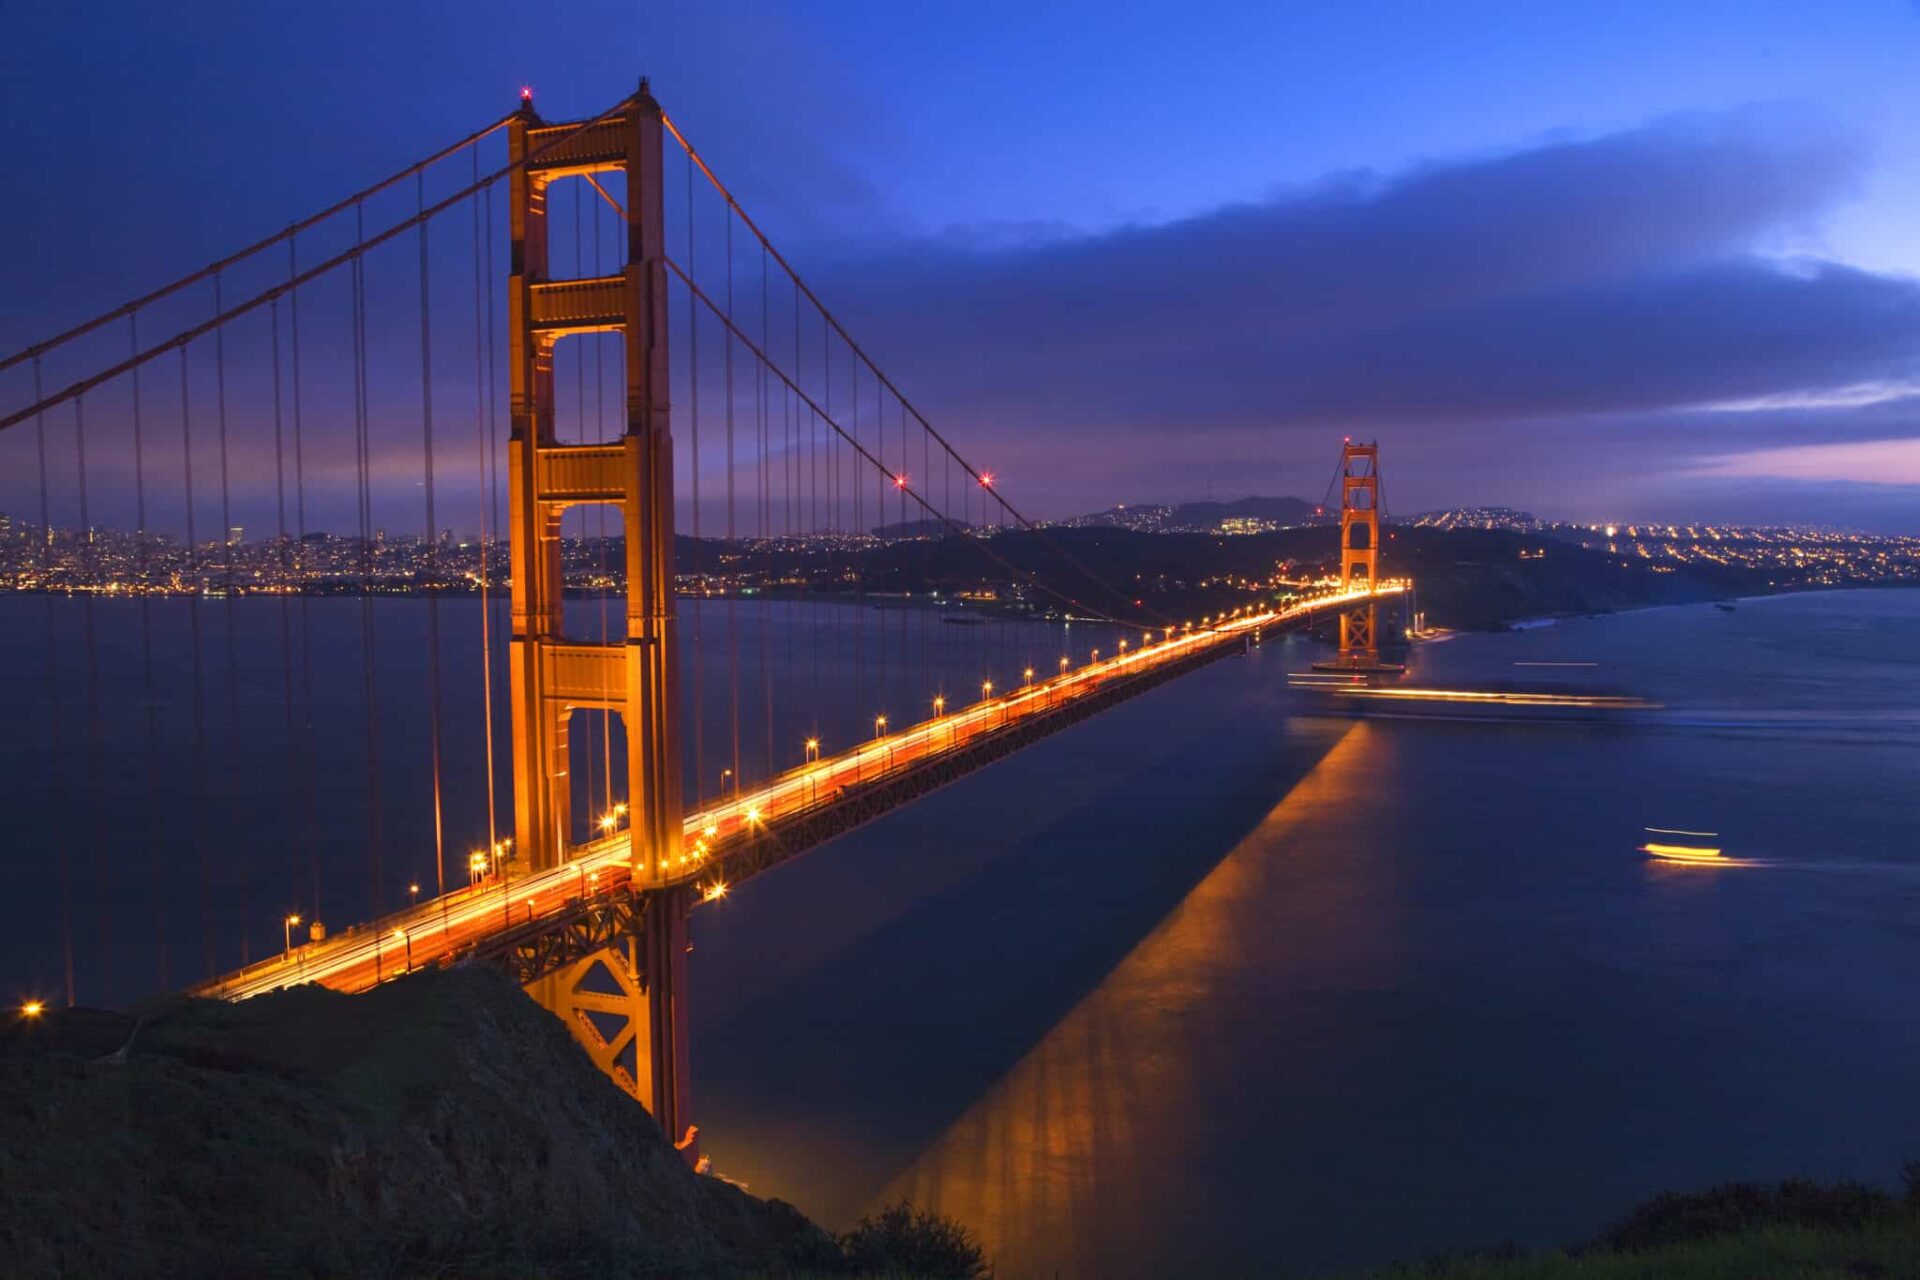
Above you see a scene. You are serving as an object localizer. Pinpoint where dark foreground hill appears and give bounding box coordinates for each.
[0,967,834,1279]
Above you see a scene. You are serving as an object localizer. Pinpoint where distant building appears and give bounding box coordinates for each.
[227,525,244,546]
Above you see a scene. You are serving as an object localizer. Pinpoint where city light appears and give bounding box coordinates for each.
[21,1000,44,1018]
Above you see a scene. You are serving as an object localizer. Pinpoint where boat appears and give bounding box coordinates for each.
[1291,676,1654,722]
[1640,842,1724,863]
[1639,827,1723,863]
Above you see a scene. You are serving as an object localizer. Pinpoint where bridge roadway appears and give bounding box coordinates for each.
[195,584,1400,1002]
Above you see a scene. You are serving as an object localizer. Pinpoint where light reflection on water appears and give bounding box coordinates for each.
[882,725,1376,1279]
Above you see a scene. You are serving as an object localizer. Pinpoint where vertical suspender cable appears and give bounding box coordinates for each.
[35,357,76,1006]
[418,173,449,910]
[76,395,111,1002]
[352,200,385,917]
[784,273,796,759]
[472,150,500,869]
[851,352,862,727]
[213,273,242,972]
[759,242,773,776]
[271,294,297,970]
[289,235,320,921]
[485,165,504,853]
[686,149,704,805]
[130,315,168,988]
[181,348,215,965]
[725,215,739,795]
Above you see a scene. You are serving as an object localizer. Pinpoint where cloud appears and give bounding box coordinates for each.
[776,104,1920,527]
[825,106,1882,425]
[1694,437,1920,485]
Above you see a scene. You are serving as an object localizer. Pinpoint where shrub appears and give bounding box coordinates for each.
[1595,1177,1902,1252]
[838,1201,989,1279]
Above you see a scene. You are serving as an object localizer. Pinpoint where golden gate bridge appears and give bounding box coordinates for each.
[0,79,1403,1158]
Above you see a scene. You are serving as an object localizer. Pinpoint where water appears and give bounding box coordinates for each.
[688,589,1920,1277]
[3,589,1917,1276]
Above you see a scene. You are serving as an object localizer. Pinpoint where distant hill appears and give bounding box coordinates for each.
[1168,495,1319,528]
[871,516,970,539]
[1062,495,1320,533]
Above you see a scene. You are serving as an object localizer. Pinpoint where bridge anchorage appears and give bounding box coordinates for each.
[1313,439,1406,676]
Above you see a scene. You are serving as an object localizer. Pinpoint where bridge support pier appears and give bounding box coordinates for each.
[521,888,693,1155]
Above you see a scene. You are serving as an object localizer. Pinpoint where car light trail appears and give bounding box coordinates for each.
[197,583,1400,1003]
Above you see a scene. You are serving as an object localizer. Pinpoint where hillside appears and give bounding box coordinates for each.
[0,967,835,1279]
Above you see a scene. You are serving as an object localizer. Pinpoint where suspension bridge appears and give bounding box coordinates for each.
[0,79,1404,1157]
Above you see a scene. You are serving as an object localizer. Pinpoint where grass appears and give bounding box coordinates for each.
[1355,1218,1920,1279]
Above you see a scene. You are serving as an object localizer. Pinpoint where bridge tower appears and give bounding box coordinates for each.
[506,82,693,1149]
[1337,439,1380,663]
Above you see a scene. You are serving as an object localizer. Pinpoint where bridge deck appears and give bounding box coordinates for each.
[194,585,1398,1001]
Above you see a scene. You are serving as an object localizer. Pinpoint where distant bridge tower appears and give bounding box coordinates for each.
[506,81,692,1148]
[1338,439,1380,662]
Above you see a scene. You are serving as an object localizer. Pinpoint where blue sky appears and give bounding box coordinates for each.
[5,1,1920,528]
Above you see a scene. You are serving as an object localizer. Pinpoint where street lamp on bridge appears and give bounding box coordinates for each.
[283,914,301,959]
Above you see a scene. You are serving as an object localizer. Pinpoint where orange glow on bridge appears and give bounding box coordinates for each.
[197,582,1404,1003]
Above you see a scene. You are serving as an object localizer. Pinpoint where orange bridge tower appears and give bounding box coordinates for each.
[505,81,692,1148]
[1309,438,1403,675]
[1338,439,1380,662]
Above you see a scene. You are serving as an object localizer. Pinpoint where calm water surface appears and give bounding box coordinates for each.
[691,590,1920,1278]
[2,590,1916,1277]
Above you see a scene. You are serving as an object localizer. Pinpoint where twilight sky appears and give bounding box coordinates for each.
[5,1,1920,530]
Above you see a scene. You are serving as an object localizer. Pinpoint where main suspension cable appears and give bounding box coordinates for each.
[0,114,515,374]
[662,112,1160,625]
[664,256,1131,625]
[2,94,640,435]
